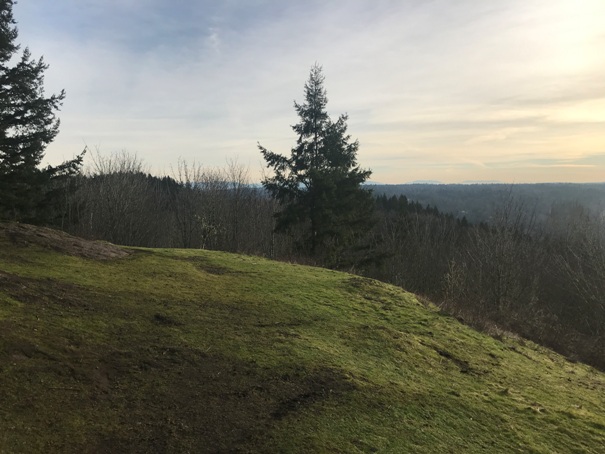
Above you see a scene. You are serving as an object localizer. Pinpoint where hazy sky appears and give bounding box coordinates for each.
[15,0,605,183]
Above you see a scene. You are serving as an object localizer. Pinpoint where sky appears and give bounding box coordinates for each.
[14,0,605,184]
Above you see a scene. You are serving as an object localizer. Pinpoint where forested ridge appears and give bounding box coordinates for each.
[372,182,605,224]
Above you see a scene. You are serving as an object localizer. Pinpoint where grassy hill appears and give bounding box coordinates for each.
[1,222,605,453]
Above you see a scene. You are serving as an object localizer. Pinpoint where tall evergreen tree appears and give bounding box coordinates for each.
[0,0,83,223]
[259,64,374,265]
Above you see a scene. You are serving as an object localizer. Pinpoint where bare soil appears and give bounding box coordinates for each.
[0,222,130,260]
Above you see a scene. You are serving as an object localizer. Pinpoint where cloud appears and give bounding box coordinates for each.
[10,0,605,183]
[466,127,540,145]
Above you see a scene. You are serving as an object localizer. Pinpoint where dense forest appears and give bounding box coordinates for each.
[1,0,603,375]
[372,183,605,225]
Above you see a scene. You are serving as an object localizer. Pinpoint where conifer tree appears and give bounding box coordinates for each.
[0,0,83,223]
[259,64,374,264]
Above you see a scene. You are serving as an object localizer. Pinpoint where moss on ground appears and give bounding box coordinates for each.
[1,223,604,453]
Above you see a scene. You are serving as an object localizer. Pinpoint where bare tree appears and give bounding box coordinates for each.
[70,150,173,246]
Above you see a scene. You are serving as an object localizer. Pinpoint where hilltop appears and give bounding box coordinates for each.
[1,222,604,453]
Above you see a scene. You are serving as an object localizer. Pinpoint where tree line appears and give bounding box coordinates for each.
[1,0,603,373]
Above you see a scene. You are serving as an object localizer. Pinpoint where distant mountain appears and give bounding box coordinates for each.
[407,180,442,185]
[461,180,503,184]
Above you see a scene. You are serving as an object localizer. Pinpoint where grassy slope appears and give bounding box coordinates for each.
[1,225,604,453]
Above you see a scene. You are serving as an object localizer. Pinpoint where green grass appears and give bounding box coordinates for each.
[1,223,605,453]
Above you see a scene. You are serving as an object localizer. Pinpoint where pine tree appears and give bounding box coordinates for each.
[259,64,374,265]
[0,0,83,223]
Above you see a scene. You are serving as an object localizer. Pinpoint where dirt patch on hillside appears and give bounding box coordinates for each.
[0,222,130,260]
[0,271,95,310]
